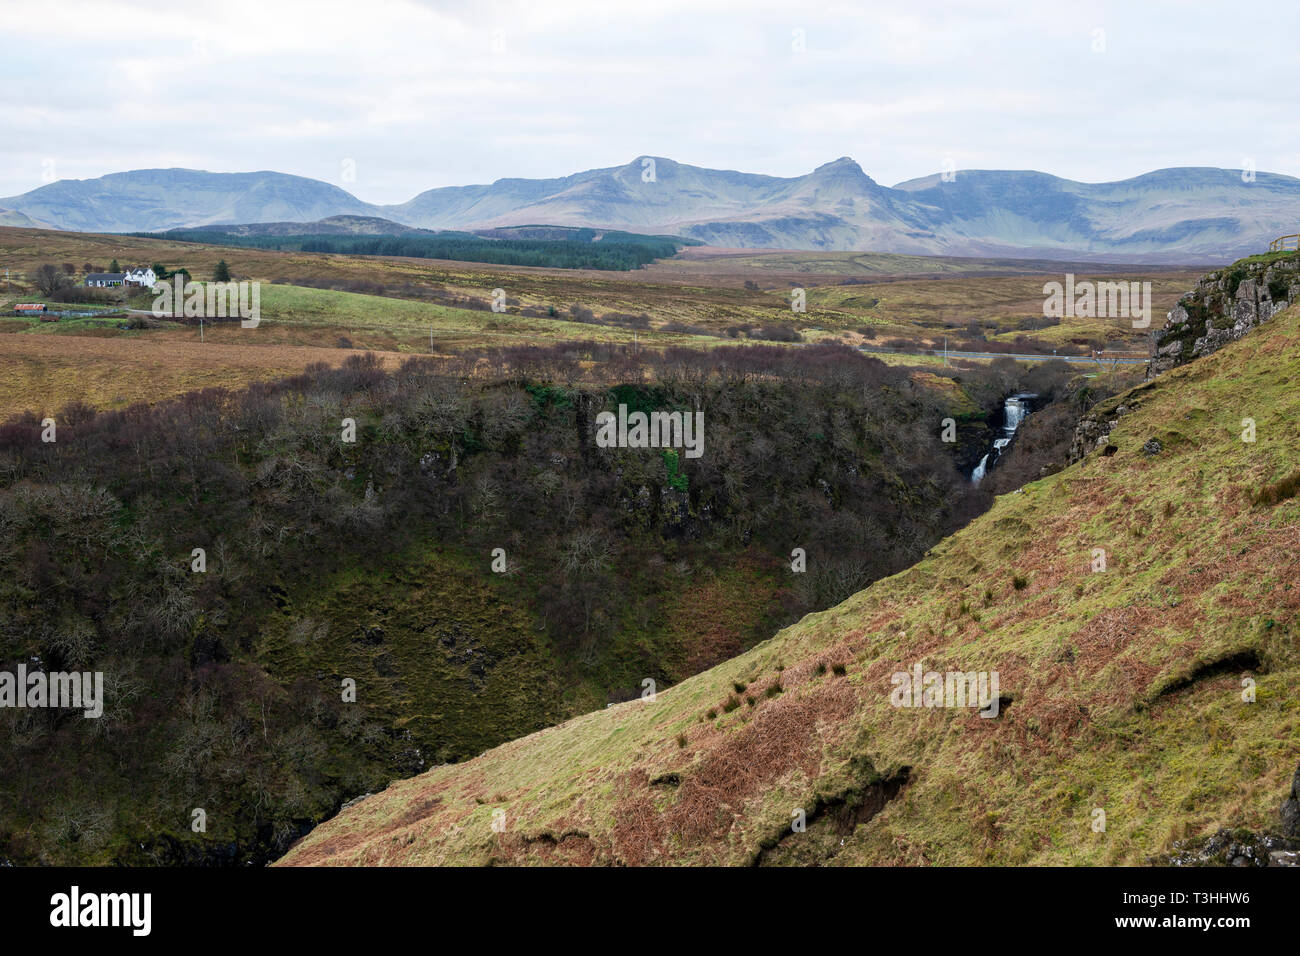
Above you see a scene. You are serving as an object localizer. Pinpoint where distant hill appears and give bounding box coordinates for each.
[0,207,58,229]
[173,215,434,237]
[889,166,1300,262]
[5,160,1300,262]
[0,169,374,233]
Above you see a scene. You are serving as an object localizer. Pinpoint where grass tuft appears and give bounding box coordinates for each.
[1253,468,1300,506]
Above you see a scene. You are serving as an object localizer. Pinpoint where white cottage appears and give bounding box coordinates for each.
[86,266,157,289]
[123,267,157,288]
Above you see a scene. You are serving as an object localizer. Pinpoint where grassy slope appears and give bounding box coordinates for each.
[280,303,1300,866]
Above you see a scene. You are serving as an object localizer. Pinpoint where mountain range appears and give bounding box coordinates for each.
[5,158,1299,262]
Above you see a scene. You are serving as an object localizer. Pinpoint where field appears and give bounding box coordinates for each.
[0,333,409,413]
[0,225,1204,417]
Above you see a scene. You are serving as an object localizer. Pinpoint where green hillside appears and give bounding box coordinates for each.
[281,302,1300,866]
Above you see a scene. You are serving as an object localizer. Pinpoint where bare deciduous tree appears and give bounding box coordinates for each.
[32,263,68,297]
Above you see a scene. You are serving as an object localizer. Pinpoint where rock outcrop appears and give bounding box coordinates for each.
[1068,404,1129,463]
[1282,764,1300,838]
[1072,255,1300,464]
[1159,764,1300,866]
[1066,382,1158,464]
[1149,254,1300,377]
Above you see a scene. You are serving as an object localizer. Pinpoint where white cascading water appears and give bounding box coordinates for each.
[1003,397,1025,432]
[971,394,1035,484]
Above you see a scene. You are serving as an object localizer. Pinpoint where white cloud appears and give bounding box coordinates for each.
[0,0,1296,201]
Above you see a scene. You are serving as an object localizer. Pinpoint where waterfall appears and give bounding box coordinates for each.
[971,393,1037,484]
[1003,398,1025,433]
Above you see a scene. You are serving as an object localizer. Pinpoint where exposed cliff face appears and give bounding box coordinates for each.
[1149,253,1300,377]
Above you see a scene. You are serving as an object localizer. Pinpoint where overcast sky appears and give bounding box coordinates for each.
[2,0,1297,202]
